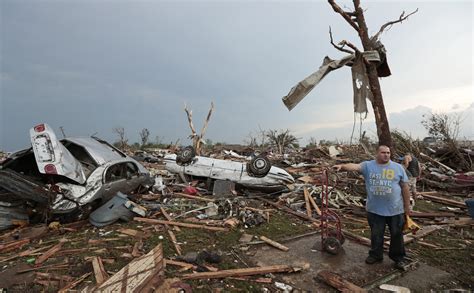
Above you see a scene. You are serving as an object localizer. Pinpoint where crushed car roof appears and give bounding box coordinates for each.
[63,137,126,165]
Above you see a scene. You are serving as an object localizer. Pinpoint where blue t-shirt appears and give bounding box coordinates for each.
[360,160,409,216]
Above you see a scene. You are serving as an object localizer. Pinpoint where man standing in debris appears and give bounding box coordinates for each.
[333,145,411,270]
[400,153,421,210]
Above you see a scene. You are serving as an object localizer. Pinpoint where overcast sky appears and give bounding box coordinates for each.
[1,0,472,151]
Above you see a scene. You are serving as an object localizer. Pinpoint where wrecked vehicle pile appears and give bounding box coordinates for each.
[0,125,473,292]
[0,124,153,229]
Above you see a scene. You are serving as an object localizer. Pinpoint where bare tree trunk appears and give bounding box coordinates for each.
[327,0,416,149]
[353,1,392,148]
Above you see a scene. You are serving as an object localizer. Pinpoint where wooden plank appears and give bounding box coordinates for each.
[58,272,92,293]
[317,270,367,293]
[0,244,53,263]
[161,207,181,232]
[164,259,197,270]
[172,192,215,202]
[181,264,294,280]
[36,239,65,265]
[418,193,466,208]
[117,228,144,238]
[134,217,228,232]
[94,243,164,292]
[419,152,456,173]
[303,187,313,218]
[410,211,456,218]
[92,256,109,285]
[0,238,30,253]
[167,229,182,256]
[404,225,442,244]
[307,190,322,216]
[260,236,289,252]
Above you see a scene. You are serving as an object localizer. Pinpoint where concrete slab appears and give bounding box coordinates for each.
[249,234,453,291]
[386,262,452,292]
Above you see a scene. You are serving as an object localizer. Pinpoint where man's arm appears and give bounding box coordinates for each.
[402,155,411,168]
[401,182,411,215]
[333,163,362,172]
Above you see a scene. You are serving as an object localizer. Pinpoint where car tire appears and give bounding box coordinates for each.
[177,146,196,166]
[247,156,271,177]
[323,237,341,255]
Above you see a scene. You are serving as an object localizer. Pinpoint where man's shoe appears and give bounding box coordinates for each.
[394,260,409,271]
[365,256,383,264]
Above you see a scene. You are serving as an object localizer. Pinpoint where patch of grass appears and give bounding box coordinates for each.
[410,228,474,289]
[245,212,313,240]
[413,199,444,213]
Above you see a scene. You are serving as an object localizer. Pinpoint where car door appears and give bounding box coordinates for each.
[29,123,87,184]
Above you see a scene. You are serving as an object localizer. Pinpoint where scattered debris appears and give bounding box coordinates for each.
[1,126,473,291]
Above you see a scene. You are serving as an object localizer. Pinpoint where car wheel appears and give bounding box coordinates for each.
[323,237,341,255]
[247,156,271,177]
[177,146,196,166]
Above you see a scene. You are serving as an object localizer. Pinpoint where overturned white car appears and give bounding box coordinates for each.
[164,146,295,191]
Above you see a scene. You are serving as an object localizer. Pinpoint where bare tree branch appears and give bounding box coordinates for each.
[372,8,418,41]
[340,40,361,53]
[328,0,359,32]
[183,102,215,155]
[184,102,197,137]
[329,26,353,54]
[199,102,214,139]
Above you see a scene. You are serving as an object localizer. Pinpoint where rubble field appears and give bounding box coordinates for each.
[0,139,473,292]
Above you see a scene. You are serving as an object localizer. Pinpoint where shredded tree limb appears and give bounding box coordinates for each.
[328,0,359,32]
[372,8,419,41]
[329,26,354,54]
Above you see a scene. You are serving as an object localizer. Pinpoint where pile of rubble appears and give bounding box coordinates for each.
[0,124,473,291]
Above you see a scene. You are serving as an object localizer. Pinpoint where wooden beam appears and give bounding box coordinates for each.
[117,228,144,238]
[58,272,92,293]
[317,270,367,292]
[167,229,182,256]
[36,240,65,265]
[260,236,289,252]
[172,192,215,202]
[418,193,466,209]
[164,259,197,271]
[92,256,109,285]
[307,190,322,216]
[419,152,456,173]
[409,211,456,218]
[134,217,228,232]
[160,207,181,232]
[403,225,442,244]
[303,187,313,218]
[181,265,295,280]
[0,238,30,253]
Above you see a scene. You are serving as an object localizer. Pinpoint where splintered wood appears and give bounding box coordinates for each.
[94,243,164,292]
[134,217,228,232]
[181,264,295,280]
[317,270,367,293]
[92,256,109,285]
[260,236,289,252]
